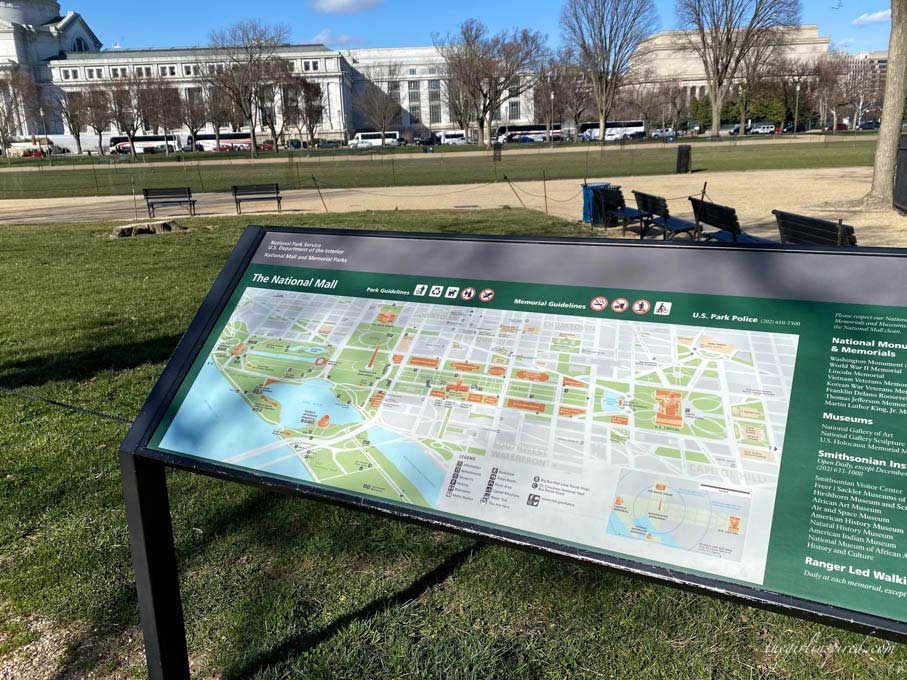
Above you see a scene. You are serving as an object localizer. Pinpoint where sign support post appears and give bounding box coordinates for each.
[120,452,190,680]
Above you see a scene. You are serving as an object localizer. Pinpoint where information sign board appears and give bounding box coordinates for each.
[122,227,907,678]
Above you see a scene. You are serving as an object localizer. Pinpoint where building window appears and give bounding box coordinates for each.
[429,103,441,124]
[62,69,69,80]
[184,65,192,76]
[110,67,119,77]
[312,60,319,71]
[410,106,421,123]
[509,100,520,120]
[303,60,310,71]
[73,37,87,52]
[429,66,437,75]
[64,68,79,80]
[287,61,295,72]
[409,68,417,75]
[428,80,440,103]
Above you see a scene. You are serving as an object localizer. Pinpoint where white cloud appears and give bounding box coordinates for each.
[852,10,891,27]
[311,0,381,14]
[310,28,359,46]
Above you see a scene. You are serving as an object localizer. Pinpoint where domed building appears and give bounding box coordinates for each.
[0,0,99,135]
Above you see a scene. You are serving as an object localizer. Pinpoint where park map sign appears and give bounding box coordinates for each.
[122,227,907,674]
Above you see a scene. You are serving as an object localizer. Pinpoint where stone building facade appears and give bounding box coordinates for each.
[0,1,836,147]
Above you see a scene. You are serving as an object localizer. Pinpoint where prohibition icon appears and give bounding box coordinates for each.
[633,299,651,315]
[461,287,476,301]
[589,296,608,311]
[611,297,629,312]
[479,288,495,303]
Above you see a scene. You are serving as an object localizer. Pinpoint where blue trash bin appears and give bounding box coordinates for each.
[582,182,610,223]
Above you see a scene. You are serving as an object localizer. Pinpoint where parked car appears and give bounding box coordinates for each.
[316,139,342,149]
[751,123,776,135]
[781,123,807,134]
[650,127,674,138]
[858,120,880,130]
[825,123,848,131]
[413,134,439,146]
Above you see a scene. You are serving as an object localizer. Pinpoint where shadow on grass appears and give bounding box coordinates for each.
[222,542,485,680]
[0,333,182,389]
[42,487,287,680]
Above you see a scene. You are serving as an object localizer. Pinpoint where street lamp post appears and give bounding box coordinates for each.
[793,82,801,137]
[550,90,555,148]
[38,106,51,166]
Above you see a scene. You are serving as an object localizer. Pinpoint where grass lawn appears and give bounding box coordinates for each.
[1,210,904,679]
[0,138,876,200]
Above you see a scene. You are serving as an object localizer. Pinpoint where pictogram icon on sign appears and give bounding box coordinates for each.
[633,299,651,315]
[460,287,476,301]
[611,297,628,312]
[589,296,608,312]
[479,288,495,303]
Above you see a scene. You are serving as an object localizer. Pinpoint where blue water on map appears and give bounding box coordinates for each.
[159,361,444,499]
[601,390,621,412]
[607,512,682,550]
[158,360,310,483]
[266,379,361,430]
[365,426,445,505]
[249,350,316,363]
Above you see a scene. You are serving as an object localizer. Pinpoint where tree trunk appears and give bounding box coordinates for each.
[97,132,103,155]
[486,110,494,146]
[739,87,747,138]
[215,127,221,150]
[250,126,257,159]
[868,0,907,203]
[74,134,82,154]
[598,110,605,145]
[710,89,723,138]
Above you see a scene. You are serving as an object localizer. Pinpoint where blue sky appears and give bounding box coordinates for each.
[72,0,892,53]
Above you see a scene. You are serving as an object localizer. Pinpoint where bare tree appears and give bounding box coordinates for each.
[441,76,478,140]
[55,90,85,154]
[208,19,290,157]
[299,79,325,146]
[139,78,182,155]
[736,36,782,135]
[840,55,884,130]
[108,75,145,159]
[869,0,907,204]
[83,84,112,155]
[813,52,846,131]
[558,51,594,137]
[436,20,546,146]
[0,68,38,154]
[206,83,234,149]
[657,80,691,130]
[677,0,800,138]
[355,62,403,144]
[533,51,566,142]
[181,87,207,151]
[258,59,293,152]
[562,0,658,145]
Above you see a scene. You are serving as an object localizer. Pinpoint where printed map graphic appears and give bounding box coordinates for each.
[159,287,798,575]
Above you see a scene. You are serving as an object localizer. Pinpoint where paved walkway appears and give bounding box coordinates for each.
[2,165,905,246]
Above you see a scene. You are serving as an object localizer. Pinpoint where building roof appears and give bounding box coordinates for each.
[49,43,334,62]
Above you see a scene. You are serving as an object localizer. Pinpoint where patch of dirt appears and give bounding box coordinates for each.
[0,607,145,680]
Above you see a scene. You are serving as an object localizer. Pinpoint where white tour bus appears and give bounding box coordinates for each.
[579,120,646,142]
[109,135,179,154]
[349,131,400,148]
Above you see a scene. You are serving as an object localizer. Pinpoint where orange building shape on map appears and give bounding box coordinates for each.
[316,415,331,428]
[517,370,550,382]
[562,376,586,388]
[452,362,482,372]
[430,389,447,399]
[558,406,585,417]
[447,380,470,393]
[654,389,684,428]
[369,391,386,408]
[506,398,546,413]
[409,356,439,368]
[376,311,397,324]
[392,354,404,364]
[611,415,629,426]
[697,336,735,357]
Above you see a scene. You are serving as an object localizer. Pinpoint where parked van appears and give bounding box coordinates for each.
[349,131,400,148]
[751,123,776,135]
[439,130,466,145]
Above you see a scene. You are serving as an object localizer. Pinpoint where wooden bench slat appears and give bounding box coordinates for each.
[773,210,857,246]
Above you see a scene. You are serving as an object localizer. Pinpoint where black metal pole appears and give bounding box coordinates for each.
[120,452,190,680]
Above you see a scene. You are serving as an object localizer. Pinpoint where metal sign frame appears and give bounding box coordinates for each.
[120,226,907,679]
